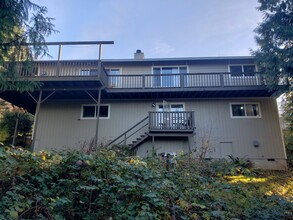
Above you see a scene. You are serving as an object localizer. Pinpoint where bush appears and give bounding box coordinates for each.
[0,147,292,219]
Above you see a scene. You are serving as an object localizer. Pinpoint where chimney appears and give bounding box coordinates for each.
[134,49,144,59]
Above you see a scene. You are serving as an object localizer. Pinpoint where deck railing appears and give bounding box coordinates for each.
[107,72,265,89]
[11,61,284,89]
[12,60,108,85]
[149,111,195,132]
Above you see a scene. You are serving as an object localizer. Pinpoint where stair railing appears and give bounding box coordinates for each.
[106,116,149,148]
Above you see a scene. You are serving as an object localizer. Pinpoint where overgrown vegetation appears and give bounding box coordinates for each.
[0,147,292,219]
[253,0,293,169]
[0,107,33,147]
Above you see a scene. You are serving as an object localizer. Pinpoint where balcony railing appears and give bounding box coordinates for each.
[107,72,265,89]
[149,111,195,132]
[9,61,287,89]
[10,61,108,85]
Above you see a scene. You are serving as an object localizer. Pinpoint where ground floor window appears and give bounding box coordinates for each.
[81,104,110,119]
[230,103,261,118]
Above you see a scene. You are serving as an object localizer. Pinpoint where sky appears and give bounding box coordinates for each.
[35,0,263,60]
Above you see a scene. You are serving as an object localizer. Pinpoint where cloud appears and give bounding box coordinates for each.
[151,41,175,57]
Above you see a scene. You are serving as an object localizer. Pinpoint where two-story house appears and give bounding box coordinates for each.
[0,42,288,170]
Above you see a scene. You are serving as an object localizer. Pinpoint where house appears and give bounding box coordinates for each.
[0,41,288,170]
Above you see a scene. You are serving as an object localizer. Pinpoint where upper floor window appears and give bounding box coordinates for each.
[106,68,121,88]
[80,69,98,76]
[229,65,256,77]
[81,104,110,119]
[153,66,187,87]
[230,103,261,118]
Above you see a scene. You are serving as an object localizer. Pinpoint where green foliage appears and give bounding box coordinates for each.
[0,148,292,219]
[253,0,293,90]
[0,0,56,92]
[0,109,33,146]
[283,92,293,167]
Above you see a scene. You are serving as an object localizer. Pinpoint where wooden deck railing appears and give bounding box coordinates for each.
[107,72,265,89]
[149,111,195,132]
[11,60,108,86]
[11,61,284,89]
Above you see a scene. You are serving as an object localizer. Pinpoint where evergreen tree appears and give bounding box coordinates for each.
[0,0,56,91]
[253,0,293,166]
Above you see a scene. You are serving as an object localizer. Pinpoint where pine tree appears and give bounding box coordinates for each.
[0,0,56,91]
[253,0,293,166]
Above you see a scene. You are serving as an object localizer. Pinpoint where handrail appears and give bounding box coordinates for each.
[115,122,148,146]
[106,116,149,147]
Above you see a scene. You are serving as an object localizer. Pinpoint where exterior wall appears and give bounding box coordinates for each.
[104,64,230,75]
[35,97,286,170]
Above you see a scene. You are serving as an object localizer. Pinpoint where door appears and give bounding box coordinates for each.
[156,102,184,129]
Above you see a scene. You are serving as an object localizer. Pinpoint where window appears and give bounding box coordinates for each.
[106,68,121,88]
[80,69,98,76]
[153,66,187,87]
[157,103,184,112]
[230,103,261,118]
[81,104,110,119]
[229,65,256,77]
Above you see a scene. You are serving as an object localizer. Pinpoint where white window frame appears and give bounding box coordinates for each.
[81,104,110,119]
[106,68,122,88]
[156,102,185,112]
[79,69,98,76]
[152,66,188,87]
[230,102,261,118]
[228,64,257,78]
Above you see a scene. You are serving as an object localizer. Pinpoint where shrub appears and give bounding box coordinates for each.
[0,147,292,219]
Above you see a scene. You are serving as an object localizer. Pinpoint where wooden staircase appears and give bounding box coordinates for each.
[105,116,149,150]
[128,132,150,149]
[106,111,196,151]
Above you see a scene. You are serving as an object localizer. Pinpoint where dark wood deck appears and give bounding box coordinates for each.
[149,111,195,133]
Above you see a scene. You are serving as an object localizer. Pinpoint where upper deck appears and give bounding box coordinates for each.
[0,57,288,113]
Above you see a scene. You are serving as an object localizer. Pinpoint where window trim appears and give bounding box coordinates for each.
[105,68,122,88]
[230,102,261,118]
[228,64,257,78]
[152,66,189,87]
[156,102,185,112]
[81,104,110,119]
[79,69,98,76]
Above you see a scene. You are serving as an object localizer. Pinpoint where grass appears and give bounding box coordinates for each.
[225,170,293,201]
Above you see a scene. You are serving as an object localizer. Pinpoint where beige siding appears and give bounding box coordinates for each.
[105,64,229,75]
[35,98,286,166]
[188,64,228,73]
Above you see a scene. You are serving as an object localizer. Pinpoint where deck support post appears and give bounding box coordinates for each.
[31,90,42,151]
[188,135,192,155]
[56,44,62,76]
[94,88,102,148]
[152,135,155,154]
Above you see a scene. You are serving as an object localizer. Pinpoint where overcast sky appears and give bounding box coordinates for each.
[36,0,263,60]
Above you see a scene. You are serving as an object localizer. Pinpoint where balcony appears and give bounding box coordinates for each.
[10,61,269,89]
[9,60,108,89]
[107,72,265,89]
[2,60,288,107]
[149,111,195,133]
